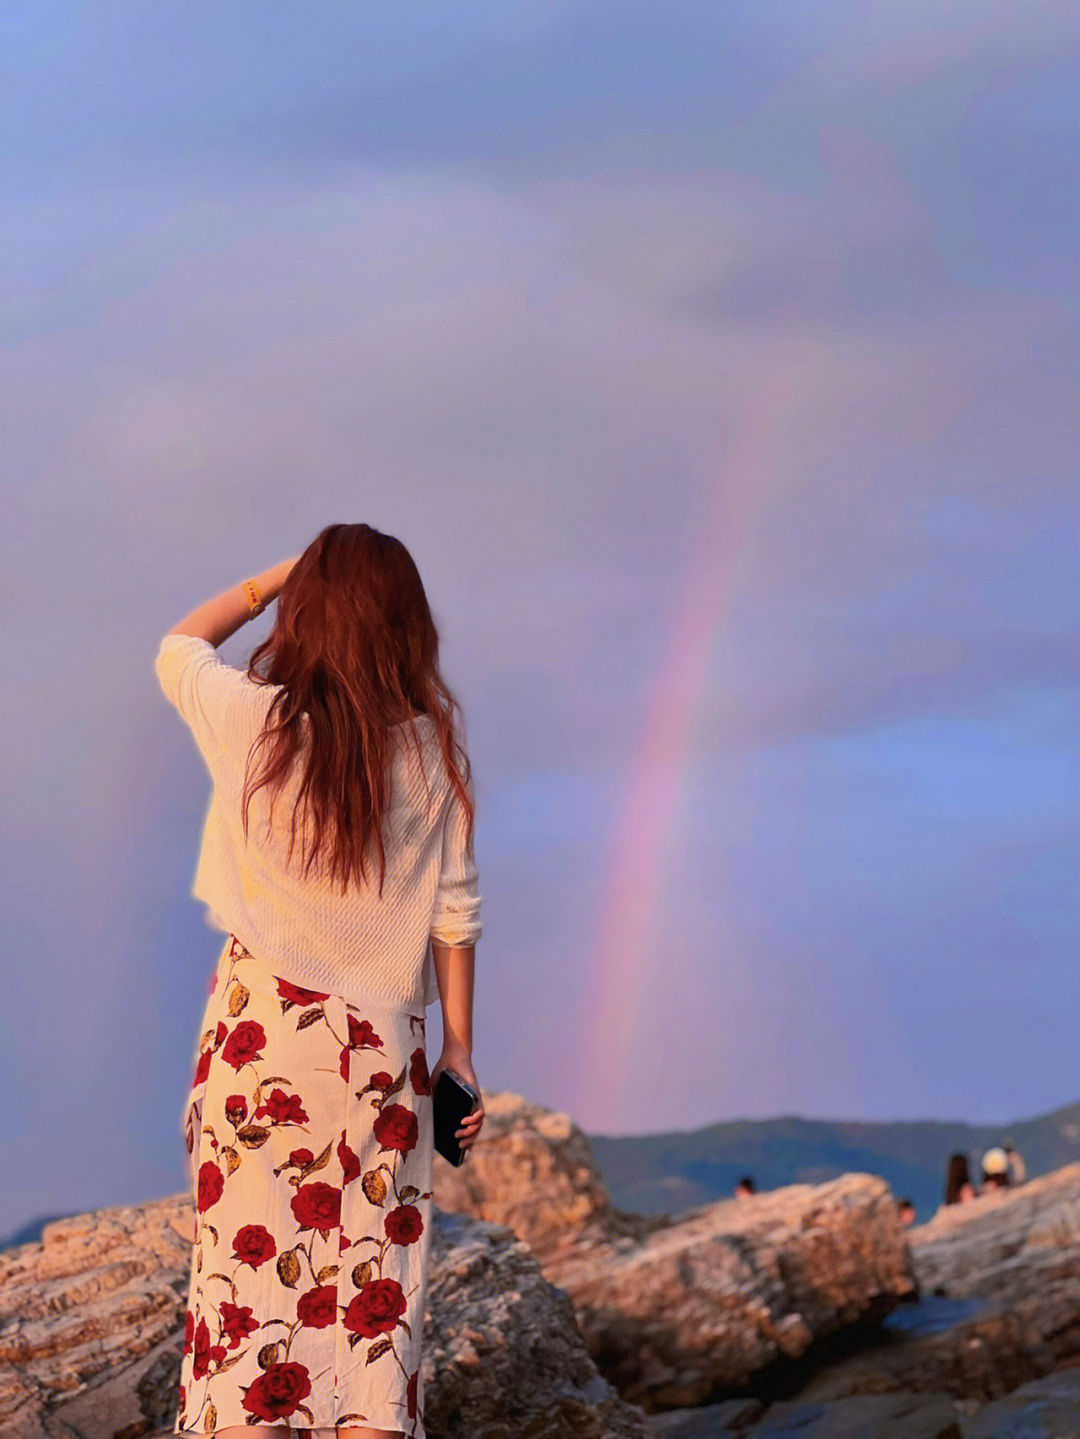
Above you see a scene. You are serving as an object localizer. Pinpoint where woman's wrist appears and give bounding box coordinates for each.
[251,555,300,608]
[165,555,299,649]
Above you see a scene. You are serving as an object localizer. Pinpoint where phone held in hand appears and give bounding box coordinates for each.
[433,1068,479,1167]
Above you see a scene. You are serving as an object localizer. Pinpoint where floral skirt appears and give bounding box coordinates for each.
[175,934,433,1437]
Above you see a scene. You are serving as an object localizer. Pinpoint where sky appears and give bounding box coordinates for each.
[2,1,1077,1236]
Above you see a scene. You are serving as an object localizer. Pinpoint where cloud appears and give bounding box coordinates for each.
[5,146,1075,769]
[1,1,1077,1233]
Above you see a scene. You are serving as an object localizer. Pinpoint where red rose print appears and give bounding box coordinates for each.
[192,1048,211,1088]
[232,1223,277,1269]
[220,1301,259,1349]
[296,1284,338,1328]
[343,1278,407,1338]
[373,1102,418,1155]
[347,1013,383,1049]
[338,1130,360,1184]
[277,978,331,1006]
[409,1046,431,1095]
[225,1094,248,1124]
[241,1361,313,1421]
[192,1315,227,1380]
[254,1086,310,1125]
[291,1181,342,1233]
[385,1203,423,1245]
[222,1018,267,1070]
[179,951,433,1427]
[197,1161,224,1213]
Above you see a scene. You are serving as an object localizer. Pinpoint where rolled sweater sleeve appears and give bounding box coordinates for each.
[154,632,246,769]
[429,775,482,947]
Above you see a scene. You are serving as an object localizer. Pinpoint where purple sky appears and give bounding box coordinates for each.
[3,1,1077,1235]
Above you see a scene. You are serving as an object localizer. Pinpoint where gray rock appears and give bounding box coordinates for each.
[782,1165,1080,1406]
[741,1391,964,1438]
[435,1094,916,1406]
[961,1367,1080,1437]
[643,1392,966,1438]
[0,1190,647,1439]
[645,1398,765,1436]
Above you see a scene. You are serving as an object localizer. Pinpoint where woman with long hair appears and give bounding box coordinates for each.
[155,523,485,1439]
[944,1151,977,1205]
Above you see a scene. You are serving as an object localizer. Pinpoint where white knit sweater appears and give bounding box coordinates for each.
[154,632,481,1009]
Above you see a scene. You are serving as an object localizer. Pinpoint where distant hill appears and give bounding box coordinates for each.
[584,1099,1080,1227]
[0,1210,83,1252]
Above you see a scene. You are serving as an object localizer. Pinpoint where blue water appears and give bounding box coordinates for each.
[883,1293,991,1336]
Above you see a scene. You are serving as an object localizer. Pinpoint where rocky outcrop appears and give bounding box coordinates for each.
[548,1171,915,1409]
[433,1092,653,1258]
[646,1390,968,1438]
[9,1095,1079,1438]
[961,1367,1080,1438]
[770,1162,1080,1407]
[910,1161,1080,1301]
[633,1164,1080,1434]
[0,1191,647,1439]
[423,1211,647,1439]
[433,1094,916,1408]
[643,1369,1080,1437]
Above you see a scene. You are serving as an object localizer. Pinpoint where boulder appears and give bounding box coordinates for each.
[434,1094,915,1407]
[647,1390,967,1437]
[960,1367,1080,1437]
[910,1161,1080,1301]
[783,1163,1080,1405]
[0,1191,648,1439]
[433,1091,652,1259]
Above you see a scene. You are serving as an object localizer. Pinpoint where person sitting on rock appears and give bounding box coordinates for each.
[945,1151,978,1204]
[981,1147,1012,1190]
[1003,1139,1027,1186]
[734,1175,755,1198]
[897,1196,917,1225]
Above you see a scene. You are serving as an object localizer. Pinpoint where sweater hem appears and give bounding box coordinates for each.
[212,927,428,1016]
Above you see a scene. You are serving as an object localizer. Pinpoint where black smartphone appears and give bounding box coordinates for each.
[433,1068,479,1167]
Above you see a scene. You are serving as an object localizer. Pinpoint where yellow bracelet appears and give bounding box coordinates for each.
[241,578,265,617]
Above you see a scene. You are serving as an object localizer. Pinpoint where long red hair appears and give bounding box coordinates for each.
[238,523,475,897]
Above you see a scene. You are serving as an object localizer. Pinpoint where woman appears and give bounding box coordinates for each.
[155,523,485,1439]
[943,1151,977,1205]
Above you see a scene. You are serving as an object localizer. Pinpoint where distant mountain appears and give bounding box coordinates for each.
[584,1099,1080,1227]
[0,1210,82,1252]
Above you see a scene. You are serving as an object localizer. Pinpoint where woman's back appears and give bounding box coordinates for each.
[155,630,481,1010]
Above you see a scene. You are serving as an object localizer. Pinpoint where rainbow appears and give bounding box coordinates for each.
[578,368,797,1129]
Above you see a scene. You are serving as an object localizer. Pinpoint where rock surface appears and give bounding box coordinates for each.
[960,1367,1080,1438]
[777,1163,1080,1405]
[434,1093,916,1407]
[8,1097,1080,1437]
[0,1189,647,1439]
[647,1390,968,1437]
[644,1371,1080,1437]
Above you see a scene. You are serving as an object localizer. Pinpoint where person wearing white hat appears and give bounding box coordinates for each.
[981,1147,1011,1190]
